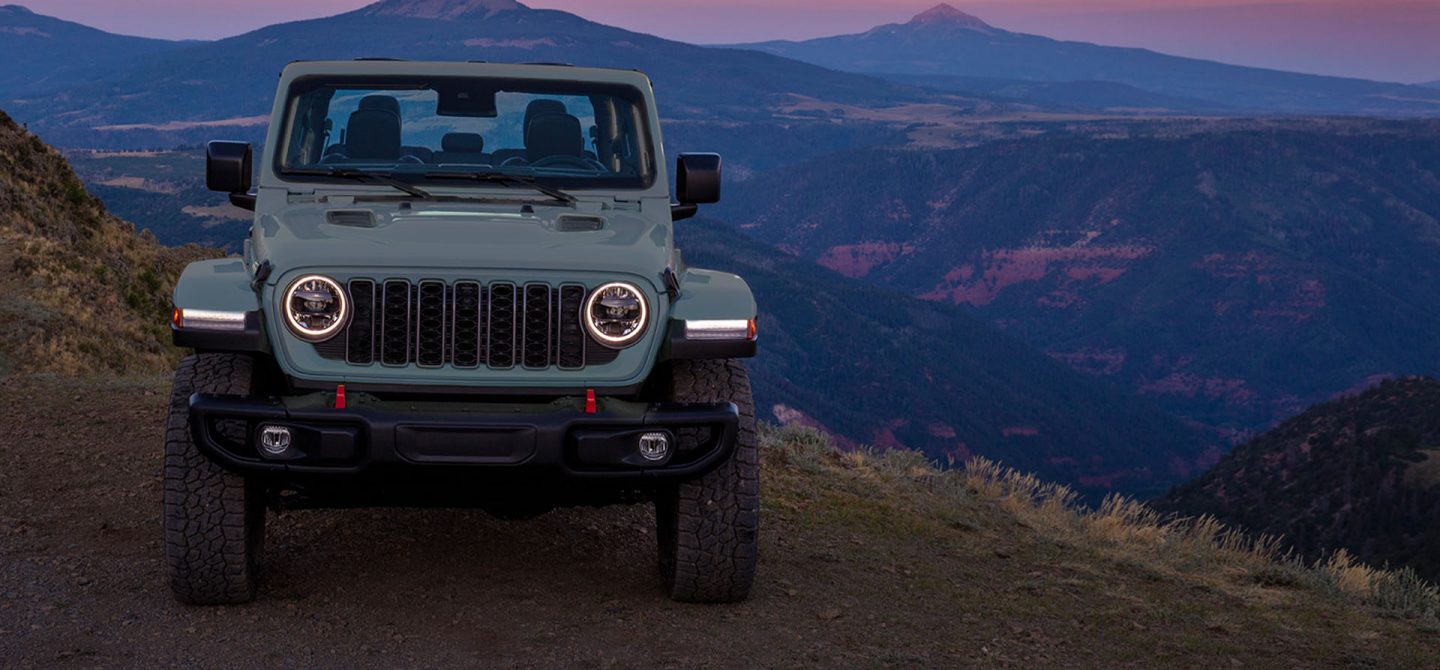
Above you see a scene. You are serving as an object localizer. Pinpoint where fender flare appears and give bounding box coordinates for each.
[664,268,757,360]
[171,259,269,353]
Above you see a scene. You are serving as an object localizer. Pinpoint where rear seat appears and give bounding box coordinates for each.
[434,133,488,165]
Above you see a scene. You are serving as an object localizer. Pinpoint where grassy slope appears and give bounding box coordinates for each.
[767,427,1440,663]
[1,374,1436,666]
[0,111,218,374]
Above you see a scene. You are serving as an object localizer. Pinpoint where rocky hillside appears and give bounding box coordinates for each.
[1157,377,1440,580]
[0,110,217,374]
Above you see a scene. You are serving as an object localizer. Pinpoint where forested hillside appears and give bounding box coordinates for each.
[1157,377,1440,580]
[724,120,1440,437]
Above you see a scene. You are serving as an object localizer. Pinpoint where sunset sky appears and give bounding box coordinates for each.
[18,0,1440,83]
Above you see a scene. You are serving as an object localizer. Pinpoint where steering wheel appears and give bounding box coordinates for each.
[319,152,349,164]
[398,154,425,165]
[529,155,602,171]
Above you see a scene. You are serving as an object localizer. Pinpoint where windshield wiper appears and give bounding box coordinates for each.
[423,171,578,206]
[287,168,435,200]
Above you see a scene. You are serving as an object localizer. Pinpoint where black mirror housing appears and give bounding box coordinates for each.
[206,141,252,194]
[676,153,721,205]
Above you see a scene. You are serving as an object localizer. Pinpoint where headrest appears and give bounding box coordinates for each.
[346,109,402,160]
[524,99,567,127]
[358,95,401,115]
[525,113,584,161]
[442,132,485,154]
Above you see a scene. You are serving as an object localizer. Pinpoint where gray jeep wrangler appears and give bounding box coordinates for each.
[166,60,759,604]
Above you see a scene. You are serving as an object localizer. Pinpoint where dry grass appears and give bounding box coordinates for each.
[762,423,1440,630]
[0,111,221,375]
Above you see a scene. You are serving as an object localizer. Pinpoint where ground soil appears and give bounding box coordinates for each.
[2,374,1436,668]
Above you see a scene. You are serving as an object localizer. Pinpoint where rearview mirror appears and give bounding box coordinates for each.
[206,141,255,210]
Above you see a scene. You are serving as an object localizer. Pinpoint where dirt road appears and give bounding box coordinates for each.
[2,375,1435,668]
[0,376,974,668]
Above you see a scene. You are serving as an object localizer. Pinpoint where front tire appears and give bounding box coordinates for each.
[163,353,266,605]
[655,359,760,603]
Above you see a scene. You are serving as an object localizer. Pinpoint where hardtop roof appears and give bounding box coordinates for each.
[279,59,655,90]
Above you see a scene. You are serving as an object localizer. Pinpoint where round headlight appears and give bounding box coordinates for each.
[583,282,649,349]
[283,275,348,342]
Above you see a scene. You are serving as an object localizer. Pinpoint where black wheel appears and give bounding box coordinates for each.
[163,353,266,605]
[655,359,759,603]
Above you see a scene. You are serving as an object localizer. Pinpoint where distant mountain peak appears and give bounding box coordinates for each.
[1,4,36,15]
[363,0,525,20]
[909,3,993,31]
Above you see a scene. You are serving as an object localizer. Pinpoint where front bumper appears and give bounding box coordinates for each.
[188,392,739,481]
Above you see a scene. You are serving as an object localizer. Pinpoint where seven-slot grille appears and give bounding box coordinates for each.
[317,279,616,370]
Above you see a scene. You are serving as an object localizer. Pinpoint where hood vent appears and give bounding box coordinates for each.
[326,210,378,228]
[557,214,604,232]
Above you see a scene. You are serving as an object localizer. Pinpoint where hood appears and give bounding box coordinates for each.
[253,201,672,285]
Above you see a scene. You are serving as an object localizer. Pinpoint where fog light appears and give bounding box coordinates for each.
[638,432,671,462]
[258,425,293,456]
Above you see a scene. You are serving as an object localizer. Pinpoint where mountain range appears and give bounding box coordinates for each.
[733,4,1440,117]
[721,119,1440,438]
[7,1,1440,155]
[0,5,179,98]
[1156,376,1440,581]
[1,0,950,153]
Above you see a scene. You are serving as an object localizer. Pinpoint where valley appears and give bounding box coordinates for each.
[722,119,1440,438]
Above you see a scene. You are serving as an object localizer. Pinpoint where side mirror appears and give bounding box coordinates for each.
[673,153,721,221]
[206,141,255,210]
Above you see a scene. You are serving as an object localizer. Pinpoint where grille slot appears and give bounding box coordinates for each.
[558,285,586,369]
[381,280,411,366]
[346,280,376,364]
[320,279,623,370]
[451,282,482,369]
[522,284,552,369]
[487,283,517,369]
[415,281,447,368]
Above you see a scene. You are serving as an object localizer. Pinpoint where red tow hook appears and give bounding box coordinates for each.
[585,388,597,414]
[335,384,347,410]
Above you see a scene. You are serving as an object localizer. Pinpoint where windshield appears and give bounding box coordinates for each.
[278,75,656,189]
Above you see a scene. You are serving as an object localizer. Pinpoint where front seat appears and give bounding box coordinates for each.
[345,94,402,161]
[525,113,586,163]
[492,99,569,165]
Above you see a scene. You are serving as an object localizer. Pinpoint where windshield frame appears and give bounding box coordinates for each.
[271,74,659,193]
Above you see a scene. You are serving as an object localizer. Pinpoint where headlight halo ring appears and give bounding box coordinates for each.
[582,281,650,349]
[282,274,349,343]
